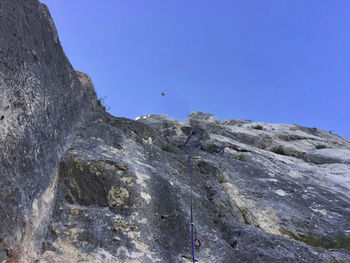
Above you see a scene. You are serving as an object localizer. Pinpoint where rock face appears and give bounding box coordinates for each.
[0,1,350,262]
[0,0,100,261]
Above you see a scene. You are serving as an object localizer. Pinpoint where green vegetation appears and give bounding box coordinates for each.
[236,154,245,161]
[97,100,105,111]
[315,144,327,149]
[251,124,263,130]
[302,234,350,250]
[161,145,175,153]
[97,96,111,111]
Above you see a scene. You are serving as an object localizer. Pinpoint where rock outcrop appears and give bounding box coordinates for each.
[0,0,100,261]
[0,1,350,262]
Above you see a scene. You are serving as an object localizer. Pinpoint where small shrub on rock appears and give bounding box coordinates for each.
[302,234,350,250]
[236,154,245,161]
[161,145,175,153]
[315,144,327,149]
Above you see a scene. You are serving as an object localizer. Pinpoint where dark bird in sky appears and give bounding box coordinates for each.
[161,92,165,96]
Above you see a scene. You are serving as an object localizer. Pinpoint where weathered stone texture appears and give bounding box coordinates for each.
[0,1,350,262]
[0,0,97,260]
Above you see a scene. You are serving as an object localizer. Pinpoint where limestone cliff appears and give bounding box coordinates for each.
[0,1,349,262]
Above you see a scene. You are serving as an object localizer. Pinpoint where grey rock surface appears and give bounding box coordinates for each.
[305,148,350,165]
[1,1,350,262]
[0,0,100,261]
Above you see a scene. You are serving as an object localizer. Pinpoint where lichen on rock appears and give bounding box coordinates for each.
[108,185,130,207]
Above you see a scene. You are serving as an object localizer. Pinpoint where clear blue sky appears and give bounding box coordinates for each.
[40,0,350,139]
